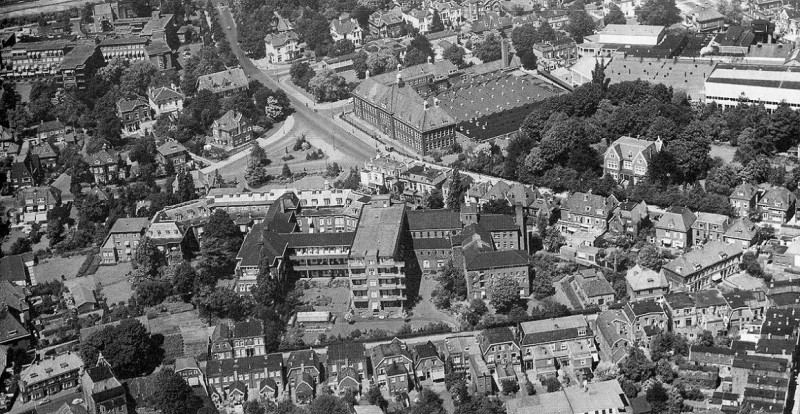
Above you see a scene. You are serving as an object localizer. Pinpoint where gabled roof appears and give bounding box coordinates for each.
[149,86,184,104]
[351,79,456,133]
[413,341,440,361]
[330,15,360,36]
[117,97,149,113]
[264,31,298,48]
[724,217,758,240]
[370,338,412,366]
[730,183,758,201]
[664,292,695,309]
[572,268,614,298]
[655,205,697,232]
[758,187,795,209]
[37,119,65,134]
[465,249,528,271]
[84,149,119,166]
[562,192,619,218]
[327,342,366,363]
[605,135,661,163]
[520,315,591,346]
[214,110,248,131]
[108,217,150,234]
[662,241,742,278]
[266,353,283,370]
[0,255,29,284]
[479,214,517,231]
[406,209,462,231]
[693,289,727,308]
[479,327,516,349]
[157,140,188,157]
[626,264,667,292]
[624,300,664,318]
[695,7,725,22]
[287,349,319,371]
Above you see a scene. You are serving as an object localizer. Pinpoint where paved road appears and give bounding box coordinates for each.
[200,116,295,174]
[215,5,377,166]
[0,0,104,18]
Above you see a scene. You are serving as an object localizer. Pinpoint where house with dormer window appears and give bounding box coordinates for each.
[655,206,697,249]
[729,183,759,217]
[692,212,732,245]
[661,241,743,291]
[557,191,619,236]
[603,136,662,184]
[757,187,795,224]
[519,315,596,375]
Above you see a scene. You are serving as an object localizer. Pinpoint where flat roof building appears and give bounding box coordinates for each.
[705,64,800,110]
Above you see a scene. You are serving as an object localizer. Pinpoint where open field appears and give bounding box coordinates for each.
[92,262,133,305]
[33,255,85,284]
[145,309,215,358]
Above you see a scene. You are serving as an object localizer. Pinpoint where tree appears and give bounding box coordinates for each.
[132,236,166,282]
[430,9,445,32]
[366,385,388,411]
[454,394,506,414]
[366,50,399,76]
[353,51,369,79]
[147,369,203,414]
[443,44,466,67]
[47,216,64,247]
[566,11,596,42]
[405,46,431,66]
[620,347,655,382]
[198,210,244,281]
[290,61,316,90]
[591,58,610,92]
[481,199,514,215]
[423,189,445,209]
[741,251,770,281]
[308,69,350,102]
[542,376,562,392]
[307,394,350,414]
[605,3,628,24]
[705,164,740,195]
[135,279,171,307]
[329,39,356,57]
[500,378,519,395]
[281,163,292,179]
[194,287,254,322]
[637,244,664,270]
[465,298,489,326]
[176,169,197,202]
[717,0,743,23]
[669,138,710,183]
[490,274,522,314]
[169,261,197,302]
[121,61,159,96]
[697,330,715,347]
[637,0,682,26]
[410,388,446,414]
[520,51,537,70]
[474,32,502,63]
[529,299,570,320]
[646,382,670,414]
[446,168,467,211]
[78,318,163,378]
[650,332,688,362]
[511,24,539,57]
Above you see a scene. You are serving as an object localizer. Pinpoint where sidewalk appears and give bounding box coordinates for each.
[200,116,296,174]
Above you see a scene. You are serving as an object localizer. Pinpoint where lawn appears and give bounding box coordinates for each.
[710,144,736,164]
[33,255,86,284]
[145,309,215,358]
[92,262,134,305]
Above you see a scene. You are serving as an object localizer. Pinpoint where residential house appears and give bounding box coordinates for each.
[100,217,150,264]
[531,37,579,69]
[692,212,732,245]
[729,183,759,217]
[661,241,743,291]
[412,341,444,382]
[723,217,759,249]
[538,9,571,29]
[258,378,279,402]
[294,373,316,404]
[595,309,632,365]
[359,155,409,190]
[211,110,255,149]
[286,349,320,395]
[148,86,184,116]
[623,300,668,349]
[567,268,615,308]
[478,327,520,368]
[398,164,448,205]
[265,353,284,393]
[758,187,795,224]
[330,14,363,47]
[443,336,493,394]
[116,97,151,134]
[30,141,58,169]
[506,380,627,414]
[209,319,266,360]
[0,254,34,286]
[36,119,66,143]
[519,315,596,375]
[18,353,83,402]
[264,31,301,64]
[463,249,530,301]
[687,7,725,32]
[655,206,697,249]
[9,154,42,189]
[407,209,462,273]
[368,9,405,38]
[326,342,368,393]
[197,67,249,98]
[205,356,268,401]
[84,149,125,184]
[625,264,668,301]
[608,200,648,237]
[558,191,619,236]
[82,359,127,414]
[384,362,411,395]
[369,338,413,388]
[14,186,59,224]
[156,140,191,170]
[174,357,204,387]
[662,292,698,338]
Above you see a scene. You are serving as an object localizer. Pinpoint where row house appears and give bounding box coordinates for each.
[757,187,795,224]
[326,342,368,395]
[519,315,596,375]
[595,309,633,365]
[287,349,320,404]
[557,191,619,236]
[443,335,493,395]
[692,212,732,245]
[100,217,150,264]
[625,264,669,301]
[661,241,743,292]
[478,327,520,368]
[19,353,84,402]
[330,13,363,47]
[369,338,413,394]
[623,300,668,349]
[663,290,727,340]
[206,356,268,401]
[209,319,266,360]
[655,205,697,249]
[412,341,445,382]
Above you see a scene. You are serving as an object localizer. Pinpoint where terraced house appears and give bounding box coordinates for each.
[661,241,743,291]
[558,191,619,236]
[478,327,520,368]
[519,315,596,375]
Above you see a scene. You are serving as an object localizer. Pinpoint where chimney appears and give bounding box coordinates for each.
[433,97,440,107]
[365,70,370,78]
[501,39,509,68]
[427,55,433,64]
[424,100,429,110]
[397,71,404,87]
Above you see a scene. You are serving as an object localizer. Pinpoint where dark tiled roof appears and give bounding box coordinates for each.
[327,342,366,362]
[287,349,319,371]
[755,338,794,355]
[625,300,664,317]
[762,308,800,337]
[465,249,528,271]
[266,353,283,370]
[694,289,727,308]
[478,214,517,231]
[385,362,407,377]
[406,209,462,231]
[481,327,516,346]
[351,79,456,133]
[286,232,355,247]
[664,292,695,309]
[413,341,440,361]
[732,355,788,372]
[233,320,263,338]
[0,255,28,283]
[413,238,452,250]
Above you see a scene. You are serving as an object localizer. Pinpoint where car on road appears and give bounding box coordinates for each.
[72,399,83,405]
[227,26,231,30]
[37,399,51,406]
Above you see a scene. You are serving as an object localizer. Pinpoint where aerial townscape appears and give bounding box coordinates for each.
[2,0,800,412]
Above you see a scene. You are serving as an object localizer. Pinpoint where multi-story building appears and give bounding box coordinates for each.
[146,220,188,260]
[265,353,284,393]
[730,183,759,217]
[351,77,456,156]
[211,110,255,148]
[100,217,150,264]
[286,232,354,278]
[174,357,204,387]
[531,37,578,68]
[197,67,249,98]
[286,349,320,396]
[19,353,83,402]
[369,338,413,389]
[60,44,103,89]
[626,264,668,301]
[655,205,697,249]
[608,200,648,237]
[692,212,732,245]
[595,309,632,365]
[661,241,743,291]
[443,336,493,394]
[82,359,127,414]
[557,192,619,236]
[723,217,759,249]
[686,7,726,31]
[2,40,71,79]
[84,149,125,184]
[478,327,520,367]
[519,315,596,374]
[14,186,59,223]
[413,341,444,382]
[98,37,148,61]
[205,356,268,396]
[758,187,795,224]
[117,97,151,134]
[326,342,368,392]
[567,268,615,308]
[148,86,184,116]
[264,31,300,64]
[407,209,461,273]
[36,119,66,143]
[662,292,698,338]
[360,156,410,190]
[209,319,266,360]
[398,164,448,205]
[348,196,408,312]
[368,9,405,38]
[603,136,663,184]
[330,13,363,46]
[463,249,530,301]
